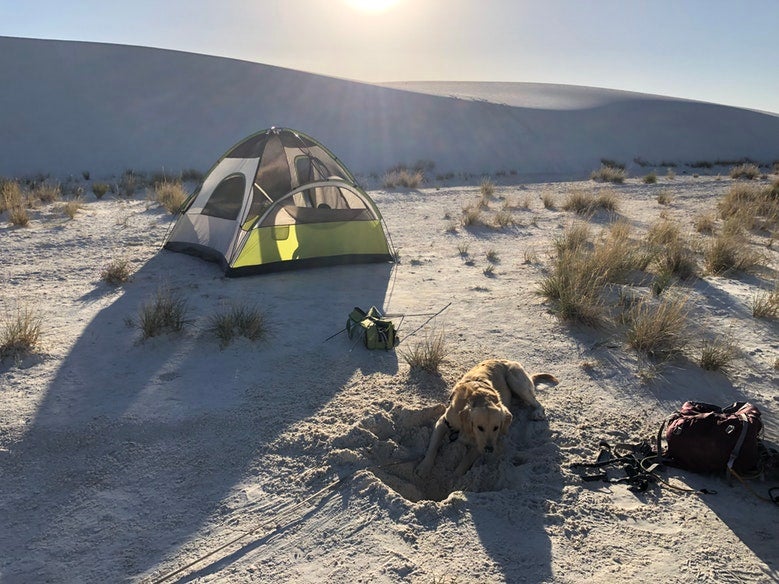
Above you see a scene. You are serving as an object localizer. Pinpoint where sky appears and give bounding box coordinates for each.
[1,0,778,114]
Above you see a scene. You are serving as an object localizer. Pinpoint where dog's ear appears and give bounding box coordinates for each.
[500,407,513,435]
[459,405,472,431]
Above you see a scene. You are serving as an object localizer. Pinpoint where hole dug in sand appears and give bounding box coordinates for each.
[330,402,552,502]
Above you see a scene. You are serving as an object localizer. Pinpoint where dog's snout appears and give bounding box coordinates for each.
[484,445,494,454]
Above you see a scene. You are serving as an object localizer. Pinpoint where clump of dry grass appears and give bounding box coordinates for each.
[643,172,658,184]
[656,190,672,204]
[646,219,698,280]
[562,189,619,215]
[540,223,610,326]
[1,180,30,226]
[31,182,61,204]
[541,192,556,210]
[480,178,496,200]
[401,328,448,374]
[209,303,269,348]
[92,182,110,199]
[750,285,779,318]
[718,183,778,231]
[493,208,514,228]
[100,258,133,285]
[63,198,84,219]
[590,165,626,184]
[137,285,188,339]
[0,306,42,361]
[461,204,483,227]
[624,293,689,359]
[729,163,761,180]
[153,180,187,213]
[119,170,142,197]
[703,231,762,274]
[699,337,739,372]
[693,212,716,234]
[382,168,423,189]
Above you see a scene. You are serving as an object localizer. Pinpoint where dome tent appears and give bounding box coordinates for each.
[164,127,394,276]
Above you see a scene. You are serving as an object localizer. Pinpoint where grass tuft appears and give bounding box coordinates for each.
[101,258,133,285]
[624,293,689,359]
[153,180,188,213]
[699,337,739,372]
[209,304,269,348]
[0,306,43,361]
[401,329,448,374]
[138,285,188,340]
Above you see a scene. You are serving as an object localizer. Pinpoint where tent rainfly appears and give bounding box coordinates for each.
[164,127,394,276]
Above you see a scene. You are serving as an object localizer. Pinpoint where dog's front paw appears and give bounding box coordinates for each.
[530,406,546,421]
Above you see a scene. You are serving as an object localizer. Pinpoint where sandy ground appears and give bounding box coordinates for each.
[1,173,778,583]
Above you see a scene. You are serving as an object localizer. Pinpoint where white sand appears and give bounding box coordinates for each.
[1,35,778,584]
[1,173,778,583]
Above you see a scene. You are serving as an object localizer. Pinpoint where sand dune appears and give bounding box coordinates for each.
[2,36,779,178]
[1,35,778,584]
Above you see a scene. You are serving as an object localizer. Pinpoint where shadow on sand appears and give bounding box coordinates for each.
[0,251,396,582]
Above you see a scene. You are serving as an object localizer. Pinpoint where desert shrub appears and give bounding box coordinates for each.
[729,163,761,180]
[153,180,187,213]
[92,182,110,199]
[480,178,496,199]
[666,168,676,180]
[101,258,133,285]
[562,189,619,215]
[540,224,611,326]
[704,232,762,274]
[699,337,739,372]
[9,205,29,227]
[401,328,447,374]
[588,220,651,284]
[646,219,697,280]
[0,306,42,361]
[63,198,84,219]
[461,204,483,227]
[483,263,496,277]
[553,221,591,255]
[1,181,26,222]
[209,304,268,348]
[718,183,777,230]
[750,286,779,318]
[694,213,716,234]
[1,180,22,213]
[138,285,188,339]
[643,172,658,184]
[382,168,423,189]
[541,192,556,210]
[656,190,672,204]
[493,208,514,228]
[119,170,142,196]
[624,293,689,359]
[539,246,606,326]
[31,182,60,204]
[590,165,626,184]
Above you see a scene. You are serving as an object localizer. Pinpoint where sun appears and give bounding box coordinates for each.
[345,0,401,13]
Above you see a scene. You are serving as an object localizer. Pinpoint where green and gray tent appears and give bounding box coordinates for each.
[164,127,394,276]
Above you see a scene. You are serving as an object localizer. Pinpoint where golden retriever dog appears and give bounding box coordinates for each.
[416,359,558,476]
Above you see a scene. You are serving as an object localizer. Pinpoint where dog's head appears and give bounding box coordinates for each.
[460,402,513,454]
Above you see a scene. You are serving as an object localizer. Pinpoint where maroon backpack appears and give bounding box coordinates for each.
[662,402,762,474]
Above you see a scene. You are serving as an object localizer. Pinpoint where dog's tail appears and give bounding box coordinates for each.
[532,373,559,386]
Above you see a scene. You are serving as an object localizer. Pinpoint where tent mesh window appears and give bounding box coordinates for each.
[201,174,246,220]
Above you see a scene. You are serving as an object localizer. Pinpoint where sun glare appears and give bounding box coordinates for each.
[345,0,401,13]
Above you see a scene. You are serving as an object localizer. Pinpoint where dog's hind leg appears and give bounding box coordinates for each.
[416,416,448,477]
[505,367,546,420]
